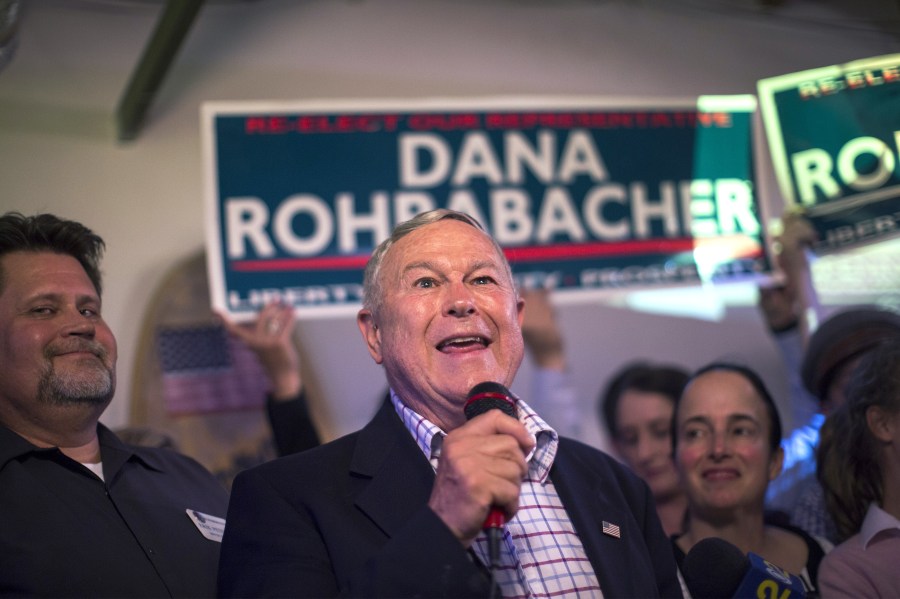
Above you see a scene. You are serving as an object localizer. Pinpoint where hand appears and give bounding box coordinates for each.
[774,211,817,277]
[428,411,535,547]
[216,301,302,400]
[764,211,820,342]
[520,289,566,371]
[758,284,798,332]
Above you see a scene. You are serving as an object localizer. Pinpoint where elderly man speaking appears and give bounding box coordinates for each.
[218,209,681,598]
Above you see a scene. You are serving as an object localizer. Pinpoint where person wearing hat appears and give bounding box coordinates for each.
[757,213,900,541]
[789,305,900,542]
[816,339,900,598]
[800,307,900,417]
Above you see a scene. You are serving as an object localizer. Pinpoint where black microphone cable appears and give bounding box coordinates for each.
[463,381,518,599]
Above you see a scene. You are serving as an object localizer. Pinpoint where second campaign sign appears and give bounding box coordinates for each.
[203,97,764,319]
[758,54,900,253]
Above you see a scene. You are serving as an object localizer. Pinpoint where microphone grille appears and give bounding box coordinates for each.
[464,382,516,420]
[682,537,749,599]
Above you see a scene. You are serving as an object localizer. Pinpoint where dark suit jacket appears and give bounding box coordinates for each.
[218,399,682,598]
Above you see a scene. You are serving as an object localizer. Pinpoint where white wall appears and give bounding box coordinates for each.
[1,0,898,451]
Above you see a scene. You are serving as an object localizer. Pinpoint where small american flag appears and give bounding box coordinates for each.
[156,325,269,415]
[602,521,621,539]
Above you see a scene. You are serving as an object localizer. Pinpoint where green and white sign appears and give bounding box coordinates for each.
[203,96,763,319]
[759,54,900,252]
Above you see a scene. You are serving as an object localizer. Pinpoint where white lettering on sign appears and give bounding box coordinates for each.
[398,129,608,188]
[226,198,275,258]
[227,284,365,310]
[273,195,334,255]
[223,177,758,259]
[823,213,900,249]
[335,192,390,253]
[791,132,900,205]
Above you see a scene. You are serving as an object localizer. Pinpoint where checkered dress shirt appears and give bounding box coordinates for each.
[391,392,603,598]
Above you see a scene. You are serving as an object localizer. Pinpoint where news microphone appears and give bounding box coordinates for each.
[682,537,807,599]
[463,382,518,571]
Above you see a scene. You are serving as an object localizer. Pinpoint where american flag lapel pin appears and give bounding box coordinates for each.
[602,521,621,539]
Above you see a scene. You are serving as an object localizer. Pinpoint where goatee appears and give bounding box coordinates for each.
[38,346,115,407]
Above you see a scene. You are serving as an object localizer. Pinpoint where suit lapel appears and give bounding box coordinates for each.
[348,399,436,539]
[343,407,658,597]
[550,444,640,598]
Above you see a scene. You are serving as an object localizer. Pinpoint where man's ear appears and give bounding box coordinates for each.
[357,309,383,364]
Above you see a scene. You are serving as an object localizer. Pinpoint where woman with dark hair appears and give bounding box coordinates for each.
[671,362,831,596]
[599,362,690,535]
[817,340,900,597]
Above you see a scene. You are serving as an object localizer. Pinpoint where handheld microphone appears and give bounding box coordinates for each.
[463,382,518,570]
[682,537,806,599]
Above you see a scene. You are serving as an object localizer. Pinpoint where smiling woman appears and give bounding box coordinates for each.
[599,361,690,536]
[669,362,832,597]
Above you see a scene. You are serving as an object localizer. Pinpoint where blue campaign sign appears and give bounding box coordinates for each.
[758,54,900,253]
[202,97,764,320]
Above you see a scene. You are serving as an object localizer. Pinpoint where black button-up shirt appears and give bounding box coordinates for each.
[0,423,228,597]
